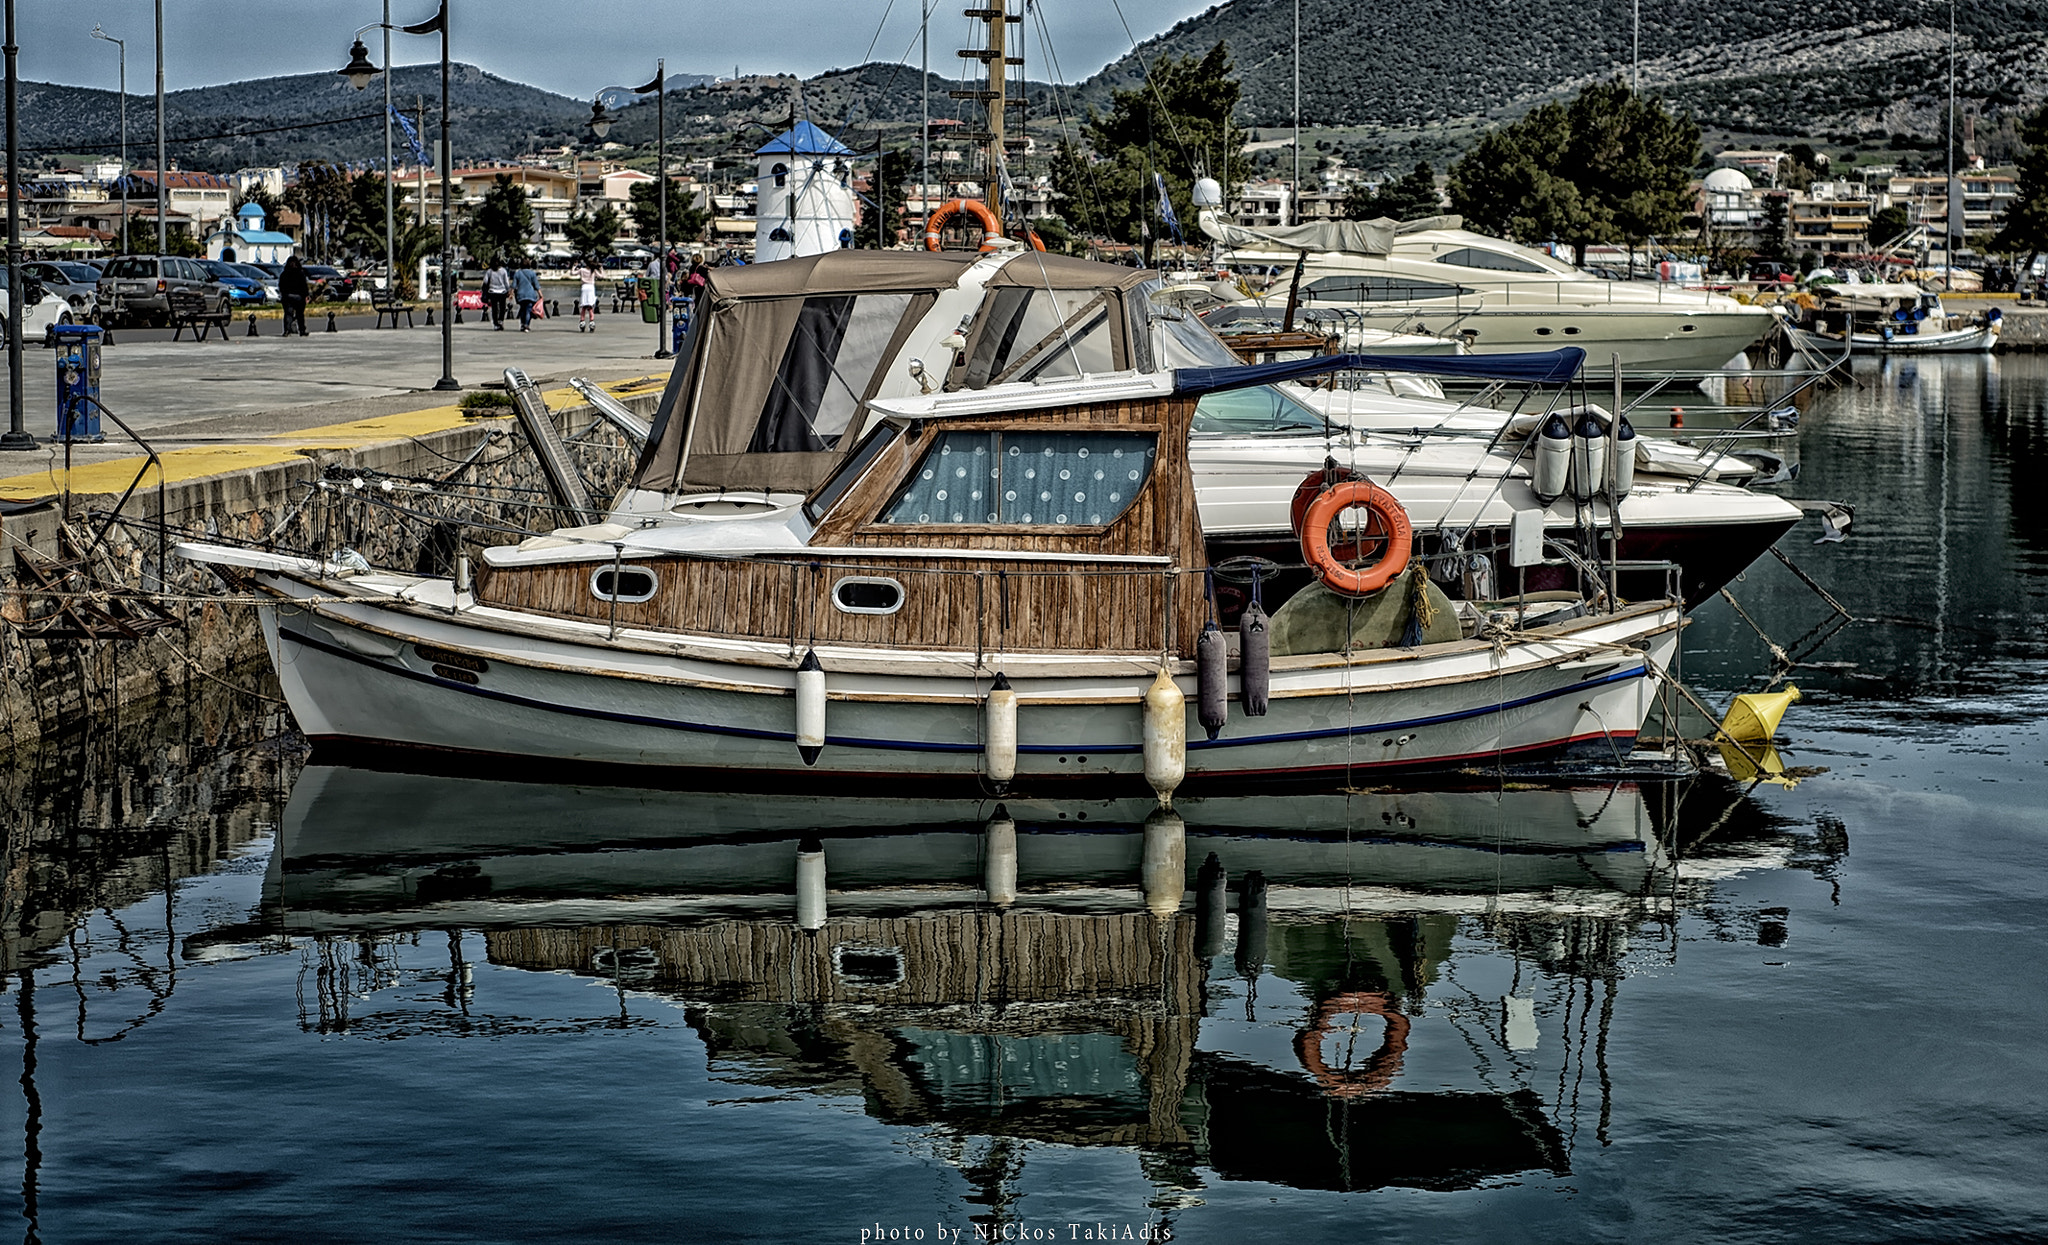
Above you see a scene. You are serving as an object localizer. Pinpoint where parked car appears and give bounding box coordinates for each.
[301,264,348,300]
[1747,261,1798,284]
[19,260,102,318]
[0,267,76,341]
[98,254,232,326]
[227,262,281,301]
[199,259,269,305]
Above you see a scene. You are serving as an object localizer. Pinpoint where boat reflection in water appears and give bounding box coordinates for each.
[231,765,1699,1197]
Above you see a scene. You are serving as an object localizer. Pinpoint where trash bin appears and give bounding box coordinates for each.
[640,297,662,324]
[52,324,104,443]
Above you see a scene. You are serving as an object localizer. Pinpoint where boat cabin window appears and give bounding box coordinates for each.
[881,430,1156,526]
[750,293,916,452]
[1431,246,1551,274]
[1192,385,1329,434]
[803,420,904,523]
[590,565,659,602]
[832,576,905,614]
[1303,275,1473,303]
[960,288,1119,388]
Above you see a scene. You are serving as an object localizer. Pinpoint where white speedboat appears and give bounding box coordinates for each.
[1785,283,1999,354]
[1198,211,1776,372]
[180,252,1682,796]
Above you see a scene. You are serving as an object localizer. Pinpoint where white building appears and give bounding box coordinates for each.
[204,201,296,263]
[752,121,857,263]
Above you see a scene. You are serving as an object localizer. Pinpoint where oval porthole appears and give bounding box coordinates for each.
[1681,323,1698,332]
[1535,326,1554,336]
[591,565,658,602]
[833,576,904,615]
[1563,325,1581,335]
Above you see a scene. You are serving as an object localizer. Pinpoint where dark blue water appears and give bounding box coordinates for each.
[3,355,2045,1243]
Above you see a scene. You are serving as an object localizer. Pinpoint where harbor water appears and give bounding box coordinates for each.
[2,354,2043,1242]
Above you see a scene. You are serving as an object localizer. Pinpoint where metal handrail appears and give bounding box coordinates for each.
[65,394,166,578]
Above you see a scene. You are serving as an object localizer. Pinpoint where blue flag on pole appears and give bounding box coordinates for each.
[391,105,430,168]
[1154,172,1182,244]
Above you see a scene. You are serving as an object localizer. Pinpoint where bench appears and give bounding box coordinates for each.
[370,287,415,328]
[610,279,641,313]
[168,289,232,342]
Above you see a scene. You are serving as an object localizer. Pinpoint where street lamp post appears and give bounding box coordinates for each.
[91,24,127,254]
[342,0,457,391]
[593,65,672,358]
[153,0,164,254]
[4,0,34,451]
[632,64,670,359]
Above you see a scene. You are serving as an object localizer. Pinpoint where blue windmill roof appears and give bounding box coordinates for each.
[754,120,854,157]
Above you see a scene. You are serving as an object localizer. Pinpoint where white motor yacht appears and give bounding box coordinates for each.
[1198,211,1777,373]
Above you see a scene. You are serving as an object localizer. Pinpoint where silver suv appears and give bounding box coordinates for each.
[100,254,231,327]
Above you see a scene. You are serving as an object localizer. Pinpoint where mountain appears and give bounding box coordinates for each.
[15,65,592,171]
[1086,0,2048,140]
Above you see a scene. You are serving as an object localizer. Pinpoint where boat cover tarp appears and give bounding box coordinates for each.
[629,249,1166,495]
[1198,213,1462,255]
[1175,346,1585,395]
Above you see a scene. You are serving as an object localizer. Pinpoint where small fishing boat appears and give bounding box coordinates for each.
[180,343,1681,798]
[1786,283,2000,354]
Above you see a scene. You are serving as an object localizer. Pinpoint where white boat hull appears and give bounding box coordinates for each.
[1320,305,1775,372]
[253,569,1680,793]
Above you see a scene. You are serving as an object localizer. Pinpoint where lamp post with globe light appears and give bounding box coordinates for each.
[591,63,672,357]
[342,1,457,391]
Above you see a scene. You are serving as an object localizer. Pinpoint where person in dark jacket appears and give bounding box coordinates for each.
[279,255,310,336]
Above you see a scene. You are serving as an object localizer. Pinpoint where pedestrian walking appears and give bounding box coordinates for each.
[576,259,599,332]
[279,255,310,337]
[483,258,513,330]
[513,261,542,332]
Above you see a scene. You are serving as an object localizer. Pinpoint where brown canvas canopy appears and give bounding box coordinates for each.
[627,249,1170,497]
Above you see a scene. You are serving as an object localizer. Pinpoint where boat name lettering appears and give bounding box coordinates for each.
[414,644,487,673]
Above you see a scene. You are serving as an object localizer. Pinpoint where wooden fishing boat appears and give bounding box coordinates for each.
[179,358,1681,798]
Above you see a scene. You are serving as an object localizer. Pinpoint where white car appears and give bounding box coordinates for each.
[0,267,73,342]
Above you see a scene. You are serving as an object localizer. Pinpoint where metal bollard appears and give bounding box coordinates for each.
[247,314,259,337]
[425,307,434,326]
[326,309,339,333]
[454,305,464,324]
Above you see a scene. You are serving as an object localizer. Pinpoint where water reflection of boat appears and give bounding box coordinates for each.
[257,766,1669,927]
[197,766,1693,1197]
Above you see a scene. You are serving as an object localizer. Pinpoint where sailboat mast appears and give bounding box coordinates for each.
[952,2,1017,226]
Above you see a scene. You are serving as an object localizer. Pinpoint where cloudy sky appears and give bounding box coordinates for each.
[22,0,1212,97]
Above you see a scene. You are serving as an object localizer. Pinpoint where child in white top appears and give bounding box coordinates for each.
[576,262,598,331]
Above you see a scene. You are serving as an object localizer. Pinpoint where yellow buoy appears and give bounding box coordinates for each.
[1720,686,1800,745]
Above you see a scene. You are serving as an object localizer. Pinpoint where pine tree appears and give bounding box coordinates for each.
[1993,104,2048,268]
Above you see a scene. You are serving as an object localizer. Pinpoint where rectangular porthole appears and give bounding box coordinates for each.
[833,576,904,615]
[591,565,659,603]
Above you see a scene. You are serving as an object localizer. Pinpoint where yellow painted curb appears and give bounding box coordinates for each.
[0,445,307,502]
[0,381,637,503]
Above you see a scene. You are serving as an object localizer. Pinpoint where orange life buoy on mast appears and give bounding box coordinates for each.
[925,198,1006,252]
[1299,476,1413,597]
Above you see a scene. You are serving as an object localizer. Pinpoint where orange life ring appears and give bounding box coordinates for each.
[1301,478,1412,597]
[1295,991,1411,1100]
[925,198,1006,252]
